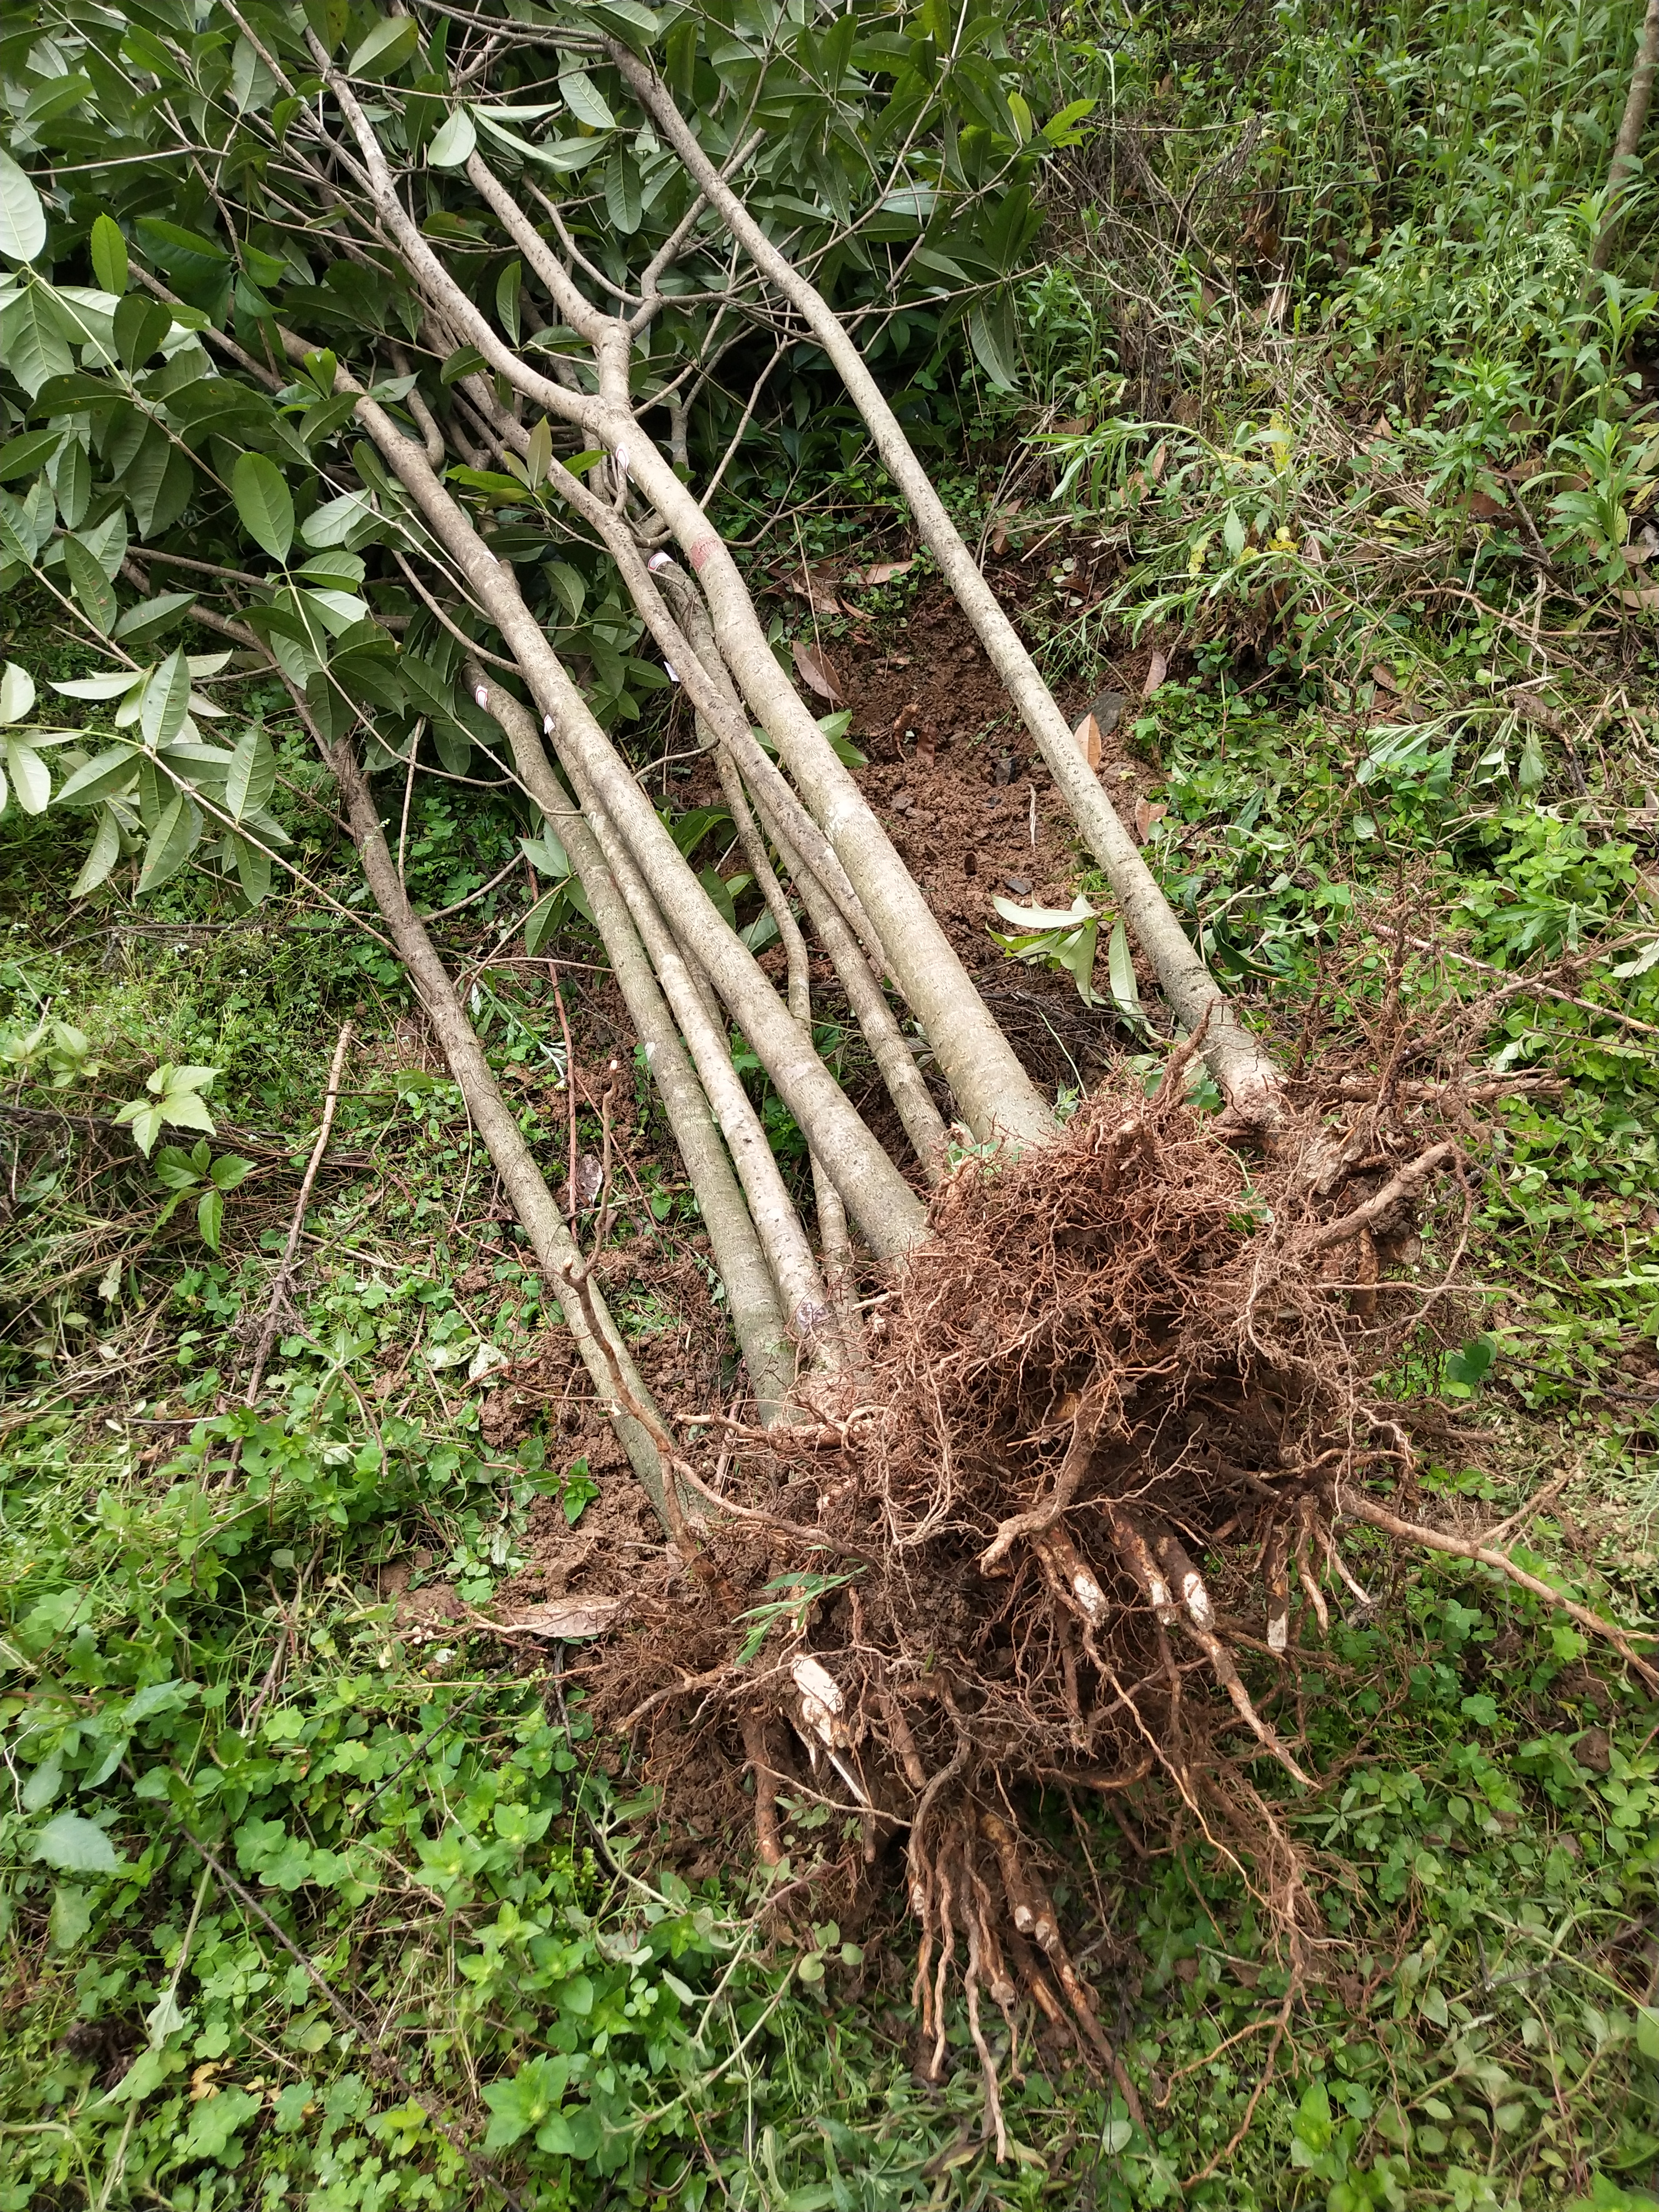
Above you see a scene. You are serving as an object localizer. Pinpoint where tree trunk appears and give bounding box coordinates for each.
[608,41,1285,1129]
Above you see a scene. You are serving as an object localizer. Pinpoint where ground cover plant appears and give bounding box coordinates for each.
[1,0,1658,2206]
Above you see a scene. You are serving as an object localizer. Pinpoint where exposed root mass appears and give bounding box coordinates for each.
[594,1071,1634,2120]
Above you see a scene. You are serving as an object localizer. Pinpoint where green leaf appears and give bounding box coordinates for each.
[0,662,35,724]
[1293,2078,1333,2155]
[35,1813,121,1873]
[22,1754,63,1812]
[63,534,117,633]
[6,740,50,814]
[136,791,202,893]
[225,724,275,820]
[523,888,566,956]
[524,417,553,488]
[210,1152,253,1192]
[153,1143,205,1190]
[1042,95,1097,146]
[348,15,420,80]
[100,2044,182,2107]
[1107,917,1153,1037]
[0,146,47,264]
[588,0,663,52]
[0,430,63,482]
[495,257,522,345]
[1446,1334,1497,1389]
[49,1884,94,1951]
[115,591,195,647]
[1223,506,1247,560]
[604,149,643,235]
[79,507,129,583]
[968,298,1019,390]
[428,107,477,167]
[196,1186,224,1252]
[483,2055,572,2151]
[440,345,489,387]
[562,1463,599,1527]
[89,213,129,296]
[183,2087,259,2159]
[140,650,193,749]
[0,289,72,396]
[57,747,139,808]
[558,68,616,128]
[232,452,295,565]
[233,832,273,906]
[117,1102,163,1155]
[53,440,89,529]
[71,808,123,895]
[301,489,378,549]
[1638,2004,1659,2060]
[112,293,172,370]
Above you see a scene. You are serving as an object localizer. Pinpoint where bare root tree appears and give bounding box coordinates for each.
[1,0,1648,2143]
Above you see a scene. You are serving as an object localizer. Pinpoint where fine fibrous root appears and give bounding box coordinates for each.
[596,1070,1651,2148]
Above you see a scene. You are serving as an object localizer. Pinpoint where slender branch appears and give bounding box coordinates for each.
[1590,0,1659,273]
[1339,1490,1658,1688]
[242,1022,353,1406]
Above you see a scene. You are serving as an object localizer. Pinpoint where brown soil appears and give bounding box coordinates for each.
[669,563,1194,1097]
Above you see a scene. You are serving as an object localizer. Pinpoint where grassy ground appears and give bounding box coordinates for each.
[4,0,1659,2205]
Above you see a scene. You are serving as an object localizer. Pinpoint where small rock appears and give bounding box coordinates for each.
[1003,874,1033,895]
[1086,689,1125,736]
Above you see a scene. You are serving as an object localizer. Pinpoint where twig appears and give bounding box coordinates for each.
[551,972,579,1221]
[1339,1489,1658,1688]
[1375,927,1659,1040]
[242,1024,353,1407]
[1477,1461,1582,1549]
[1182,1994,1295,2187]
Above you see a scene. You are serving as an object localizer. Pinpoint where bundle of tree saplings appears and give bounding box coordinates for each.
[0,0,1648,2131]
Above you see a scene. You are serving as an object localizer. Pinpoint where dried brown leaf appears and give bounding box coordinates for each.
[1142,651,1168,697]
[493,1595,623,1640]
[793,640,844,702]
[1073,711,1102,770]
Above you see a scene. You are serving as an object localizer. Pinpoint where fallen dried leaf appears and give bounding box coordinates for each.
[1133,798,1169,842]
[492,1595,623,1640]
[573,1151,603,1209]
[793,640,844,702]
[785,563,844,613]
[989,521,1009,556]
[1073,711,1102,770]
[1466,490,1510,521]
[1619,585,1659,610]
[1508,688,1563,732]
[861,558,915,586]
[1370,662,1399,692]
[1142,651,1168,697]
